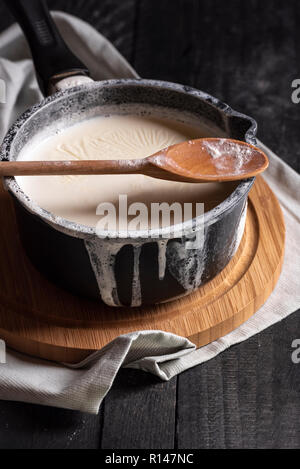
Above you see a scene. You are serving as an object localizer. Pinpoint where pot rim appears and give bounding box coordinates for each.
[1,78,257,241]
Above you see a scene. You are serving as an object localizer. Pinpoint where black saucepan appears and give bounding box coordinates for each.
[0,0,257,307]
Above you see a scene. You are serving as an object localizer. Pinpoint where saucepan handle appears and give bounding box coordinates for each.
[4,0,91,95]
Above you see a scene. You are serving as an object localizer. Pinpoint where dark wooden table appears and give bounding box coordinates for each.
[0,0,299,449]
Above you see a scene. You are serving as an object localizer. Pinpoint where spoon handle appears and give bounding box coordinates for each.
[0,159,146,176]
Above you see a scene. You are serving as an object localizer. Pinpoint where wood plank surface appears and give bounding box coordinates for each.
[101,370,177,449]
[0,0,299,449]
[176,315,300,449]
[0,401,102,449]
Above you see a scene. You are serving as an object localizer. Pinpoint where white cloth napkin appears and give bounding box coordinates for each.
[0,12,299,414]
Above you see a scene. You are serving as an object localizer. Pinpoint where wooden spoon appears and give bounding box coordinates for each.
[0,138,268,183]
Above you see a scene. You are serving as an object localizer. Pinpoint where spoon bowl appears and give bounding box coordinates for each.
[147,138,268,182]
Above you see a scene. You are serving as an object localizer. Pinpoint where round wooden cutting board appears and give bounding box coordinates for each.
[0,176,285,363]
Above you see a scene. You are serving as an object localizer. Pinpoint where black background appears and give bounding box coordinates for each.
[0,0,299,449]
